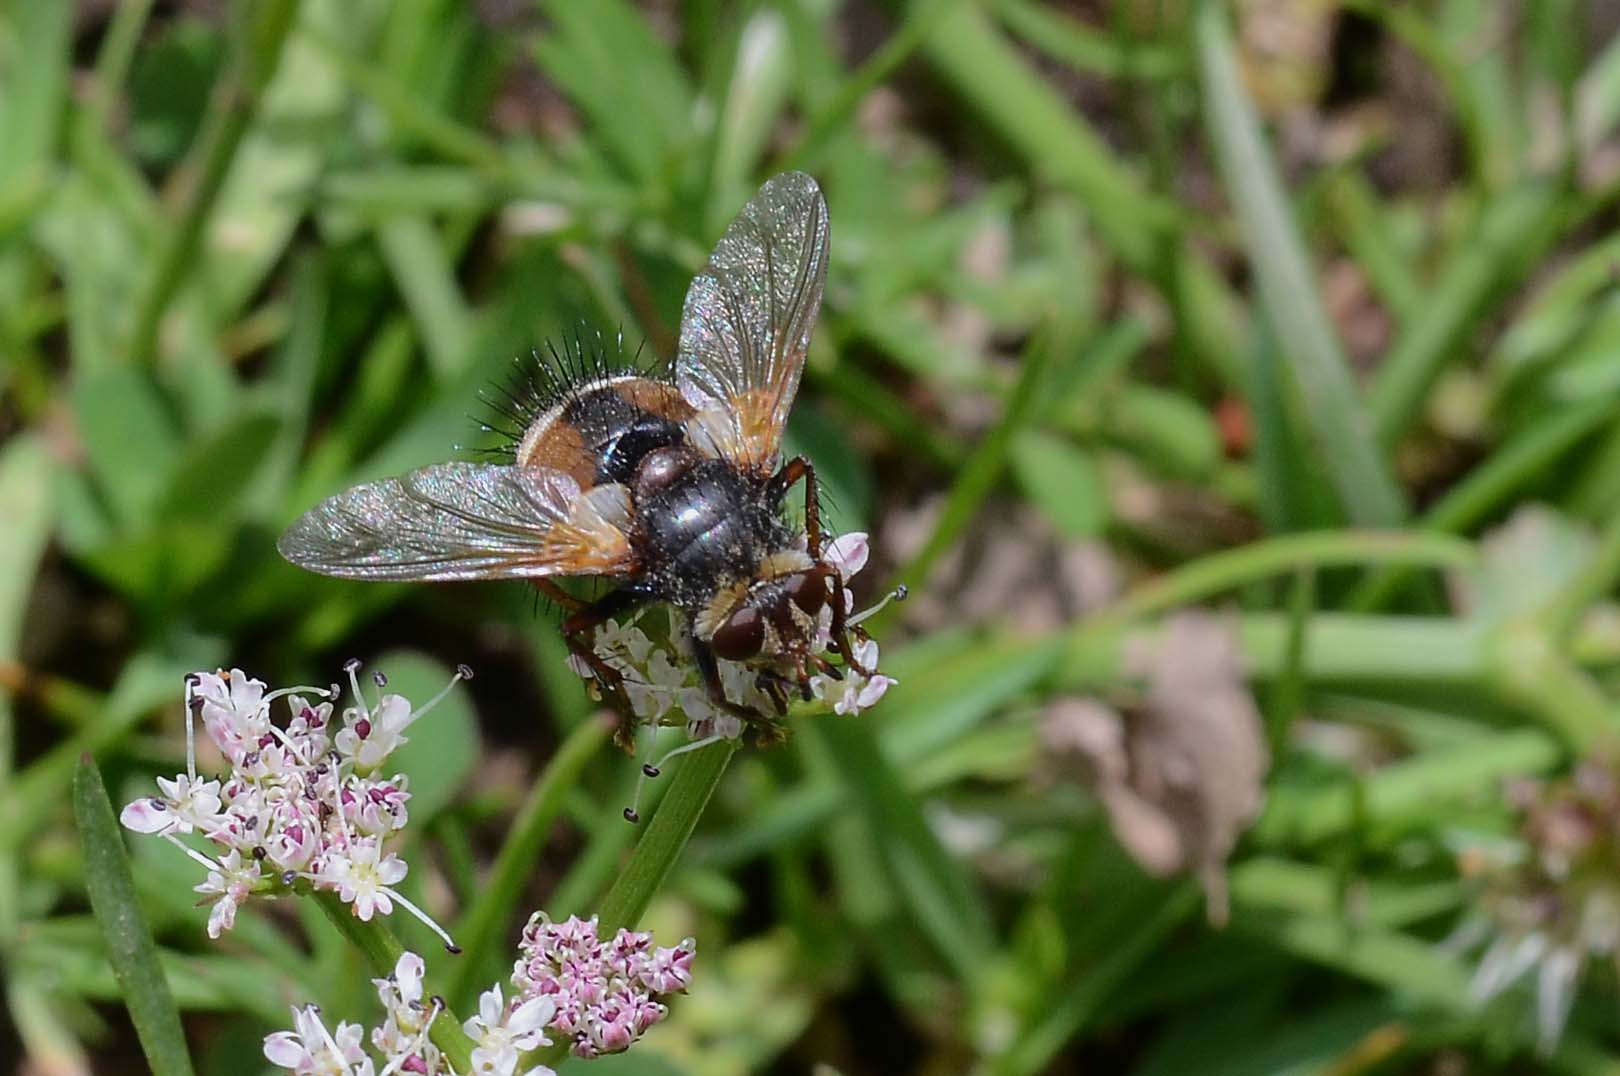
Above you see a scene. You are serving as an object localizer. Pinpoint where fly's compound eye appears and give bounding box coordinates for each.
[712,605,765,661]
[789,571,827,617]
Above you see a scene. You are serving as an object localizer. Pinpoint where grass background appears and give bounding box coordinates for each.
[7,0,1620,1072]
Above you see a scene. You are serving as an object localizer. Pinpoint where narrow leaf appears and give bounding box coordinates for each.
[1195,0,1405,526]
[74,756,196,1076]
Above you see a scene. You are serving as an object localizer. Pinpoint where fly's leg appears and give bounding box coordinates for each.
[692,642,788,745]
[768,455,823,558]
[768,457,871,676]
[559,583,656,752]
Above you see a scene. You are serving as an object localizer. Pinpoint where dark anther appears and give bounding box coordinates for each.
[355,719,372,739]
[150,798,167,811]
[799,679,814,702]
[623,807,640,824]
[184,672,201,686]
[642,764,660,778]
[444,943,462,954]
[343,658,362,673]
[456,663,475,680]
[895,584,909,601]
[372,671,388,688]
[252,846,267,860]
[281,870,298,886]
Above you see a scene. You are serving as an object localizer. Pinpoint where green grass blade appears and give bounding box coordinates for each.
[1368,182,1567,447]
[73,756,196,1076]
[1195,0,1404,526]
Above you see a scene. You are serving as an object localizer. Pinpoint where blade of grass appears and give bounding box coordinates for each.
[129,0,301,366]
[996,884,1199,1076]
[1093,530,1477,629]
[1195,0,1405,526]
[74,756,196,1076]
[1349,398,1617,610]
[815,719,996,982]
[1367,182,1568,447]
[881,332,1055,606]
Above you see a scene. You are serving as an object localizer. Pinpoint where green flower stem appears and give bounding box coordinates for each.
[445,714,613,1007]
[594,737,739,933]
[312,892,476,1072]
[530,736,739,1067]
[1086,529,1478,631]
[129,0,300,365]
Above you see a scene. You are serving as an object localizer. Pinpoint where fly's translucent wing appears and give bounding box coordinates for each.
[676,171,830,474]
[277,462,636,581]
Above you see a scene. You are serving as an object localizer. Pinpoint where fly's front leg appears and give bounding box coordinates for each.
[769,455,823,559]
[770,456,872,677]
[560,583,655,751]
[692,642,788,745]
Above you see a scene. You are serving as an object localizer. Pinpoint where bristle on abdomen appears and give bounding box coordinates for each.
[475,326,664,462]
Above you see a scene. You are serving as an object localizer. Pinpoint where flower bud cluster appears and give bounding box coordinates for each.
[511,912,695,1059]
[121,662,466,944]
[568,532,898,737]
[1456,759,1620,1051]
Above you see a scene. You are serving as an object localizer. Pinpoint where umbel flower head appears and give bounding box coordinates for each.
[1453,758,1620,1052]
[263,928,696,1076]
[569,531,899,742]
[121,661,468,947]
[511,912,695,1059]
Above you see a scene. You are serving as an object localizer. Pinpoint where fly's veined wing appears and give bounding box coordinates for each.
[676,171,830,474]
[277,462,636,581]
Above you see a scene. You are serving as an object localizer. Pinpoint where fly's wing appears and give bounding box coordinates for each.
[277,462,636,581]
[676,171,830,475]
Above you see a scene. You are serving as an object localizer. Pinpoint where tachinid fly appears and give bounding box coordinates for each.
[278,172,887,744]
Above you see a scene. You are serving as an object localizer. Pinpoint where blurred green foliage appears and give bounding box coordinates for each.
[8,0,1620,1072]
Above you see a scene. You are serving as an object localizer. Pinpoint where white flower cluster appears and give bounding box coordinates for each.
[120,662,466,946]
[265,951,557,1076]
[1454,760,1620,1052]
[568,532,899,742]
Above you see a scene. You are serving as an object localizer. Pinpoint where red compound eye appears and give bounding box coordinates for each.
[712,605,765,660]
[789,571,827,616]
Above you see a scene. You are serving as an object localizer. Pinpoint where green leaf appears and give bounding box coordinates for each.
[370,649,478,823]
[1194,0,1405,526]
[70,366,183,532]
[1010,430,1107,539]
[154,411,281,524]
[74,756,196,1076]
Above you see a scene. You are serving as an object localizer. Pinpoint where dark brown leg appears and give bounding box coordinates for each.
[692,641,787,743]
[769,455,823,558]
[560,585,655,751]
[770,456,870,675]
[533,578,586,612]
